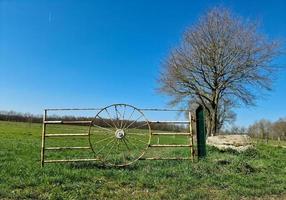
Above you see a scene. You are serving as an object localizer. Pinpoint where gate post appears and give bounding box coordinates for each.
[41,109,47,168]
[196,105,206,159]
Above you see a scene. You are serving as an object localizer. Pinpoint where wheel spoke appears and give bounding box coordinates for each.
[124,137,142,153]
[120,105,126,129]
[115,138,121,157]
[122,108,135,129]
[132,122,149,130]
[126,139,147,150]
[127,134,149,145]
[122,138,131,151]
[90,104,151,166]
[104,108,118,129]
[123,138,136,160]
[125,115,143,130]
[103,139,117,161]
[114,105,120,127]
[116,140,121,160]
[126,138,144,155]
[92,123,114,133]
[96,115,115,130]
[125,131,148,136]
[93,135,115,144]
[121,140,126,164]
[94,138,115,157]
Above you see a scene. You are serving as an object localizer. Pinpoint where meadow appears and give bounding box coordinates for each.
[0,121,286,199]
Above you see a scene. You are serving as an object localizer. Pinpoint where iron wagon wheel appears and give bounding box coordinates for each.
[88,104,151,167]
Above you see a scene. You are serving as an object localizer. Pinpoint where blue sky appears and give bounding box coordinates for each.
[0,0,285,126]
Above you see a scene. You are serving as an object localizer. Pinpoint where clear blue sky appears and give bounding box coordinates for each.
[0,0,285,126]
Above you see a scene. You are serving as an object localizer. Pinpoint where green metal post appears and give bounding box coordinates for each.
[196,105,206,158]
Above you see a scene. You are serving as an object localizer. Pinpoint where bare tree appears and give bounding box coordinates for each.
[248,119,272,143]
[159,7,281,136]
[217,99,236,131]
[272,118,286,140]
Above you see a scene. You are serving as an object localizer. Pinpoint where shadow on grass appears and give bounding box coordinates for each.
[67,161,139,170]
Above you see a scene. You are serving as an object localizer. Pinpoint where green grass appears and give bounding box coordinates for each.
[254,138,286,147]
[0,121,286,199]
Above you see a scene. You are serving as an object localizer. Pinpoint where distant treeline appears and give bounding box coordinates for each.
[0,111,42,123]
[223,118,286,141]
[0,111,186,132]
[248,118,286,141]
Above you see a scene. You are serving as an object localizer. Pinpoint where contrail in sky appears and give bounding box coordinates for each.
[48,12,52,24]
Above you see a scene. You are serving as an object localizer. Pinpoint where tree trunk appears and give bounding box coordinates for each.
[200,100,220,136]
[205,108,218,136]
[213,104,219,136]
[209,93,219,136]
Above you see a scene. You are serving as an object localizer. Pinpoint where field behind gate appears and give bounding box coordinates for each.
[0,120,286,199]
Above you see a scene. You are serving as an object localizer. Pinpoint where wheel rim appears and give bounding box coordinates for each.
[89,104,151,166]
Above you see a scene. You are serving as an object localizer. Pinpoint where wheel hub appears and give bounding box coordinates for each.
[115,129,125,139]
[89,104,151,166]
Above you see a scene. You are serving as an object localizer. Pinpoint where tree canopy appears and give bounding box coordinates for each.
[159,7,281,135]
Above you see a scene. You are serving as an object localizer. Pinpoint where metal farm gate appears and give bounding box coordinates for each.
[40,104,195,167]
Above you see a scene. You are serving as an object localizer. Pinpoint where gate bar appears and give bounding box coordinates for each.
[140,108,190,112]
[45,108,190,112]
[149,144,192,147]
[41,106,195,166]
[189,111,194,160]
[149,120,189,124]
[152,132,191,135]
[45,108,102,111]
[45,147,91,150]
[45,133,89,137]
[40,110,47,168]
[44,120,92,124]
[139,157,190,160]
[44,158,100,163]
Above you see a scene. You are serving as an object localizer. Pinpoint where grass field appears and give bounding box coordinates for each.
[0,121,286,199]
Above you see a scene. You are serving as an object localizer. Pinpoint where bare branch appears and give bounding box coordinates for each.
[158,7,282,135]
